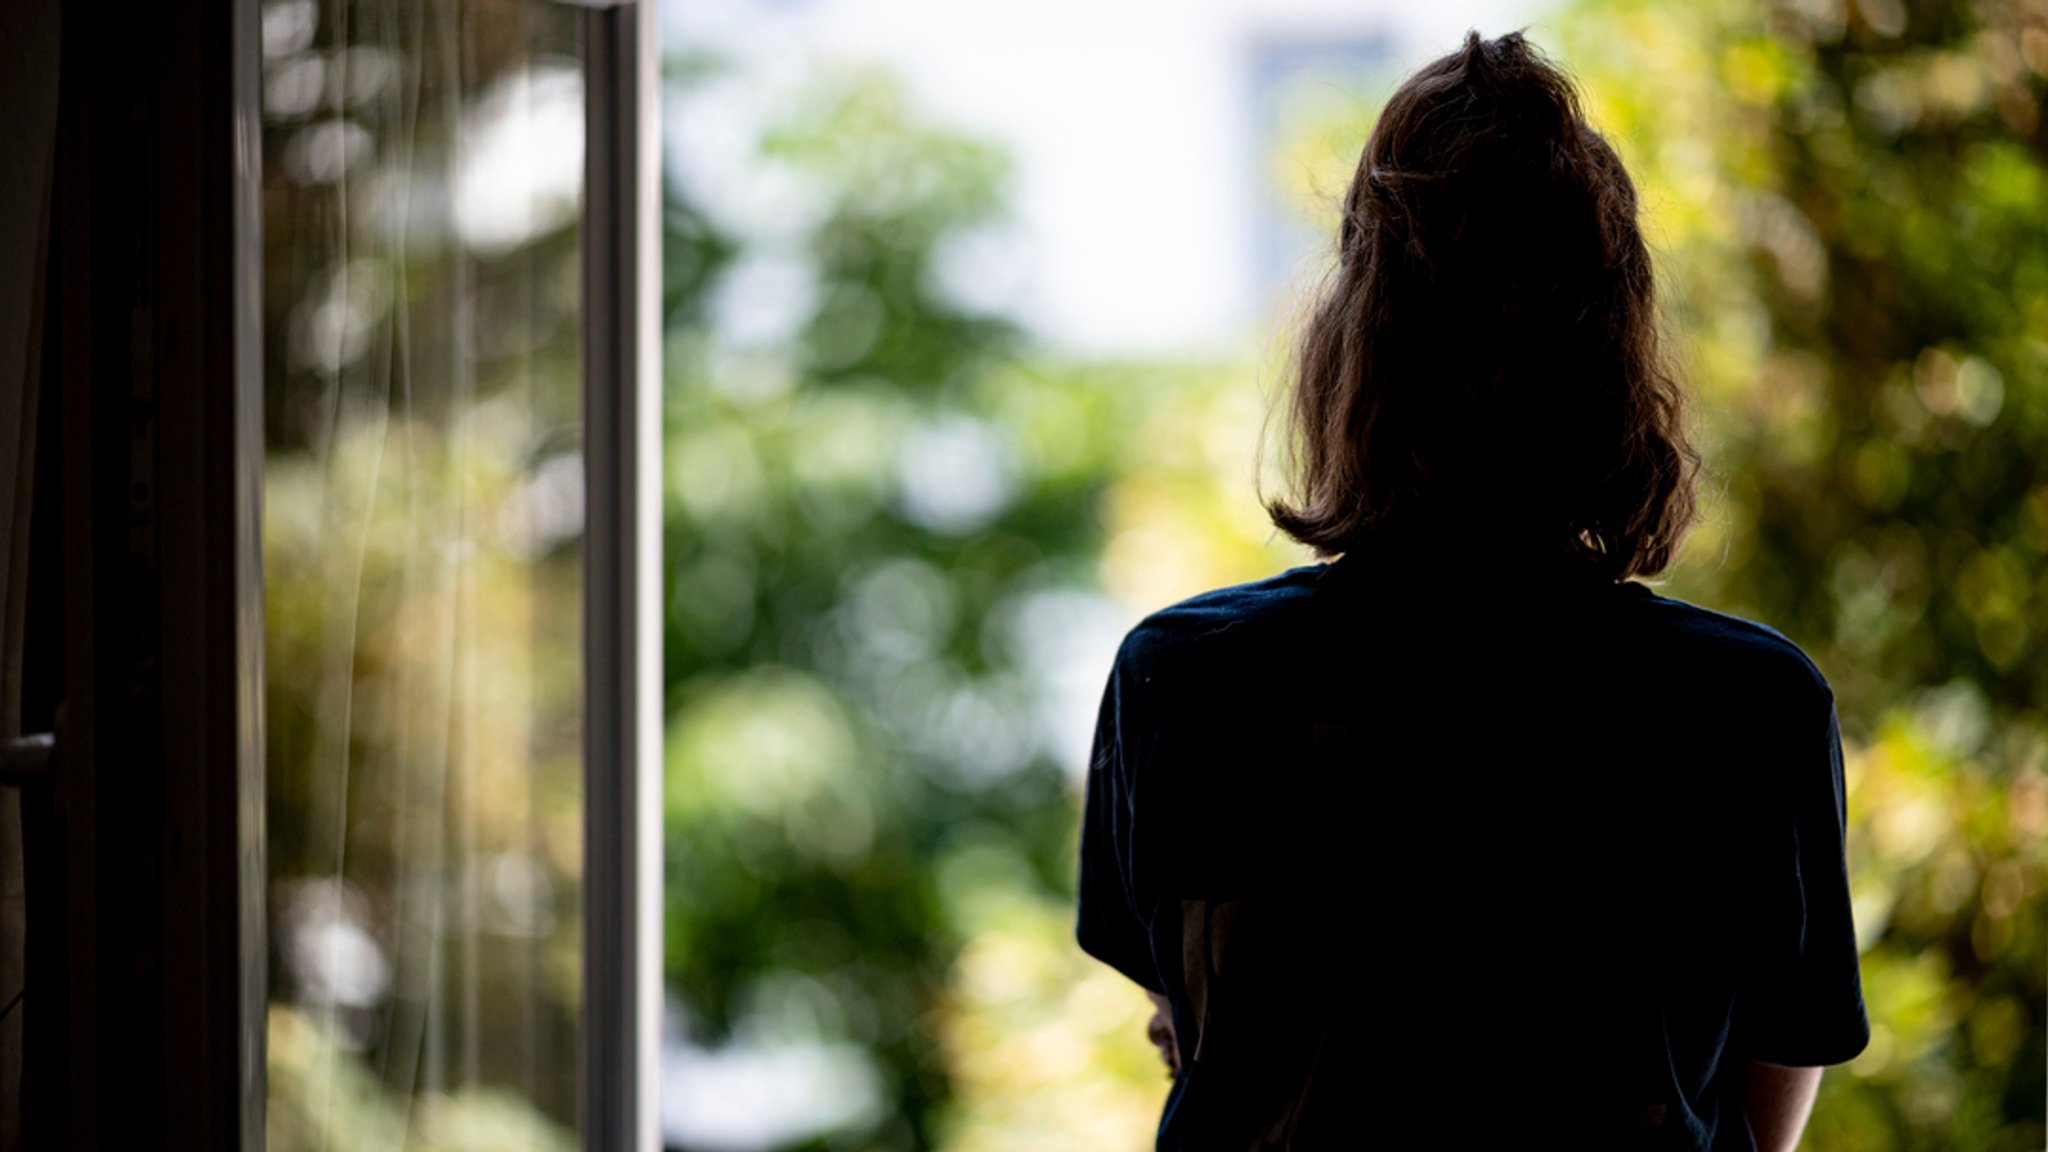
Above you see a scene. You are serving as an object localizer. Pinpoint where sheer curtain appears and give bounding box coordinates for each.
[259,1,587,1145]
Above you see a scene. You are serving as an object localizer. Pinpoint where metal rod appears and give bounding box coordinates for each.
[581,3,661,1150]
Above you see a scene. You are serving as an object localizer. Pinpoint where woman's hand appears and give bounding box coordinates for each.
[1145,990,1180,1077]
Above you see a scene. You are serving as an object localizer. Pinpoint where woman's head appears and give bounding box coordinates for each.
[1266,30,1697,581]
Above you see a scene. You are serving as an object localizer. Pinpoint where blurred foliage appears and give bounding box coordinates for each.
[665,3,2048,1145]
[254,0,2048,1147]
[269,1005,576,1152]
[1552,1,2048,1147]
[656,67,1249,1150]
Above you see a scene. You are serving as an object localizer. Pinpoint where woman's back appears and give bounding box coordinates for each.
[1074,30,1869,1149]
[1078,544,1868,1148]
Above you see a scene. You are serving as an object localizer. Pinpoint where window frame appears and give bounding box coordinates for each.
[579,3,664,1151]
[24,0,662,1147]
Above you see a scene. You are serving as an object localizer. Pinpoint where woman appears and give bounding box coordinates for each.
[1075,31,1869,1151]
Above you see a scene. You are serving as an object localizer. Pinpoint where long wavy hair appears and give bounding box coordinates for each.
[1264,30,1698,582]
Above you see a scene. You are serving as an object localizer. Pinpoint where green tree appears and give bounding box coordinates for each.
[658,68,1177,1148]
[1559,1,2048,1146]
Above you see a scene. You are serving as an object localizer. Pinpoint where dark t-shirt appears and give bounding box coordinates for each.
[1076,545,1870,1150]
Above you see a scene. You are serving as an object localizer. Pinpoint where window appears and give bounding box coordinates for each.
[260,1,658,1147]
[3,1,658,1147]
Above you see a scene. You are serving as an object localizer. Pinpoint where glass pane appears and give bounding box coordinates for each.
[258,1,584,1147]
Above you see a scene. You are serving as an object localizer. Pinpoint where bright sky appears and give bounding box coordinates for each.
[661,0,1560,357]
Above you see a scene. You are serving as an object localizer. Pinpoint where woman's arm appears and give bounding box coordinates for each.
[1744,1061,1823,1151]
[1144,990,1179,1077]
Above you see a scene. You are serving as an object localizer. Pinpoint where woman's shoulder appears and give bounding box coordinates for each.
[1104,565,1836,716]
[1618,583,1835,709]
[1113,562,1340,671]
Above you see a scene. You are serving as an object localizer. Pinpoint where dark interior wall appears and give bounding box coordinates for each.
[4,1,266,1148]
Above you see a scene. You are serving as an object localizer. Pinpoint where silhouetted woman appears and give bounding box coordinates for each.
[1077,31,1869,1152]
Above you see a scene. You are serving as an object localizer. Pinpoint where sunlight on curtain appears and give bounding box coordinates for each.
[258,1,584,1146]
